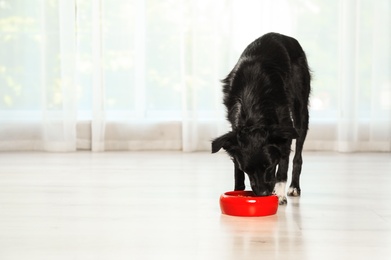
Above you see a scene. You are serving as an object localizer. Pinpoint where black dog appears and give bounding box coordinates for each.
[212,32,311,205]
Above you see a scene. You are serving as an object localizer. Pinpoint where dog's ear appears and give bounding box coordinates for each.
[270,126,299,140]
[211,131,237,153]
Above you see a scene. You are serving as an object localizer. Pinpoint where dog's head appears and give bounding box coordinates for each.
[212,126,298,196]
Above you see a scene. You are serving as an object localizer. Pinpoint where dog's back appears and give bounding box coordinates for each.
[222,32,310,131]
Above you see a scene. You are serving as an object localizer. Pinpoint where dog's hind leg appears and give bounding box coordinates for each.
[288,128,308,197]
[234,161,245,191]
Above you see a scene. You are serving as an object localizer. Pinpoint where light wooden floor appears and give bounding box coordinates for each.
[0,151,390,260]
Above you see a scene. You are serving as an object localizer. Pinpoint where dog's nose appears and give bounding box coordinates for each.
[252,189,271,196]
[250,175,273,196]
[259,190,271,196]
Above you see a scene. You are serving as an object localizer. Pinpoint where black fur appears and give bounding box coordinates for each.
[212,33,311,202]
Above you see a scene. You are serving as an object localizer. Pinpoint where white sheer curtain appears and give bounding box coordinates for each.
[306,0,391,152]
[0,0,390,152]
[0,0,77,151]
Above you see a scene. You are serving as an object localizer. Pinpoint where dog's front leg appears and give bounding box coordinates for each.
[275,156,289,205]
[234,160,245,191]
[274,140,292,205]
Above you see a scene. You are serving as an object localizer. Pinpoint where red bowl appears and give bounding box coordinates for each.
[220,191,278,217]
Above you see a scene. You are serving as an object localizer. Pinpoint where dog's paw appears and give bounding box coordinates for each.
[273,182,288,205]
[277,195,288,205]
[287,187,301,197]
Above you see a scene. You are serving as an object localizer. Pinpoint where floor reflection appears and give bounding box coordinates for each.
[219,197,305,258]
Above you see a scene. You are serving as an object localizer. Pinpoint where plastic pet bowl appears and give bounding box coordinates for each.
[220,191,278,217]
